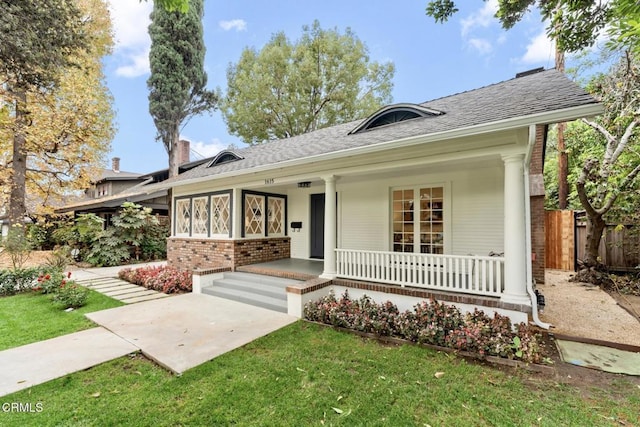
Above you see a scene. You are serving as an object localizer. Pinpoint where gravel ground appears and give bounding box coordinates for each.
[538,269,640,347]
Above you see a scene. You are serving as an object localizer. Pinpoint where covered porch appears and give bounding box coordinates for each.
[169,131,537,320]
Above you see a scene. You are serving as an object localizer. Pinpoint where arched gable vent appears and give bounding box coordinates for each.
[349,103,444,135]
[207,150,244,167]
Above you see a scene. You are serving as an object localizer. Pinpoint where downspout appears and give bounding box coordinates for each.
[524,125,552,329]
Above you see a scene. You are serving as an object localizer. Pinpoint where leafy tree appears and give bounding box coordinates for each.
[221,20,395,144]
[0,0,115,218]
[0,0,98,226]
[573,52,640,267]
[425,0,639,53]
[147,0,217,178]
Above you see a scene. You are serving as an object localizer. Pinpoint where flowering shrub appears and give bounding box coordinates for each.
[51,281,89,309]
[118,266,191,293]
[304,291,544,363]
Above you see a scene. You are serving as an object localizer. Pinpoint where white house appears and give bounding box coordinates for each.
[155,68,601,324]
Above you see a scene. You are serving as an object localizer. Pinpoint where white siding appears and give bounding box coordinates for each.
[451,167,504,256]
[333,165,504,257]
[287,187,313,259]
[338,182,388,251]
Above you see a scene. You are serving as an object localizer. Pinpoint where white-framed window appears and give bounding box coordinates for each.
[175,198,191,236]
[392,186,444,254]
[191,196,209,237]
[211,194,231,237]
[244,194,265,237]
[268,197,285,236]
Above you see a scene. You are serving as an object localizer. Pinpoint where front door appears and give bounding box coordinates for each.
[310,193,325,259]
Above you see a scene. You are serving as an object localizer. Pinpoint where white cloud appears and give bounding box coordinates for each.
[219,19,247,32]
[468,38,493,55]
[461,0,498,37]
[107,0,152,78]
[520,30,555,64]
[185,138,229,159]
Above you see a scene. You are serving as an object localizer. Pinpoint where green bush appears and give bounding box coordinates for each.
[60,203,169,267]
[0,266,64,296]
[51,282,89,309]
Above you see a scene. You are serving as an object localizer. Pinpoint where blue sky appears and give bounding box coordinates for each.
[105,0,560,174]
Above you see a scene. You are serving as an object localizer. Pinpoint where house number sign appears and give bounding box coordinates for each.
[264,178,275,184]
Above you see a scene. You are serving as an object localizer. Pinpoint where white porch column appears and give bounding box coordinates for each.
[501,154,530,305]
[231,187,243,238]
[321,175,337,279]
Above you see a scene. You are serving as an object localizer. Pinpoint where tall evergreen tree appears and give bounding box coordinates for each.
[147,0,217,178]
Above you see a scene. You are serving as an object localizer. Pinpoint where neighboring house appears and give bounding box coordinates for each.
[156,69,603,323]
[56,140,203,221]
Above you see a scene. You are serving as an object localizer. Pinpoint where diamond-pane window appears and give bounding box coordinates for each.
[245,195,264,236]
[175,199,191,235]
[268,197,284,236]
[192,197,208,236]
[211,194,230,236]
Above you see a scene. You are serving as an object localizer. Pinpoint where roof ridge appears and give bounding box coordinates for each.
[418,67,558,106]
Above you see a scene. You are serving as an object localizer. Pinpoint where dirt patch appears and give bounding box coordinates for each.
[0,250,55,269]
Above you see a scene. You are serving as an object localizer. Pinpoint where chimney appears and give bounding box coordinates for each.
[179,140,190,165]
[112,157,120,173]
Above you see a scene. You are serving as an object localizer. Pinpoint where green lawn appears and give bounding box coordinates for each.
[0,289,124,351]
[1,322,638,426]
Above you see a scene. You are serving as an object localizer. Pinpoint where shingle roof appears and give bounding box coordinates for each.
[163,68,597,186]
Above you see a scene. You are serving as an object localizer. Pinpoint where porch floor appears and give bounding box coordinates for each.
[241,258,323,277]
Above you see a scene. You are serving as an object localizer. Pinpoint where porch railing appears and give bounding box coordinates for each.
[335,249,504,297]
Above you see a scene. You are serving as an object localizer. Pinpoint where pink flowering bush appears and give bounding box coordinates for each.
[304,291,543,363]
[118,266,191,293]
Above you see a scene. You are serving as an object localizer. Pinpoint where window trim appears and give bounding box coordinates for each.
[173,190,233,238]
[210,193,232,238]
[241,190,288,238]
[190,195,210,238]
[390,183,450,254]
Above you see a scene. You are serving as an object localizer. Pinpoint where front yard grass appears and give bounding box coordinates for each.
[2,322,639,426]
[0,289,124,351]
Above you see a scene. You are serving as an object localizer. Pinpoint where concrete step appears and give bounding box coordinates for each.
[120,293,170,304]
[221,272,301,288]
[199,272,301,311]
[76,277,120,286]
[213,278,287,301]
[202,286,287,313]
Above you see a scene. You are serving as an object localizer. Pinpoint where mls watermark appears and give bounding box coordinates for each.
[2,402,44,413]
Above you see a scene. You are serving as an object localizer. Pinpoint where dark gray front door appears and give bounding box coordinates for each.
[310,193,325,259]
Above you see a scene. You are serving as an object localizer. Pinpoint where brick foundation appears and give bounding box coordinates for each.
[167,237,290,271]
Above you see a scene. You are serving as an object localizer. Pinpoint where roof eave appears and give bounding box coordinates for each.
[158,102,603,191]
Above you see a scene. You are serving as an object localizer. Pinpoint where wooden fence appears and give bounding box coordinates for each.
[546,210,640,271]
[545,210,574,270]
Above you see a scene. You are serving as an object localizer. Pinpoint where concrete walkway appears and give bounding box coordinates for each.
[0,263,298,397]
[0,328,137,397]
[76,276,169,304]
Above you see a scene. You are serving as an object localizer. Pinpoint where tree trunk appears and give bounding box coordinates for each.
[168,125,180,178]
[583,212,606,267]
[555,44,569,209]
[557,122,569,209]
[8,88,28,227]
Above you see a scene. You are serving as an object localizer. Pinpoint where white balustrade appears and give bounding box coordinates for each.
[335,249,504,297]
